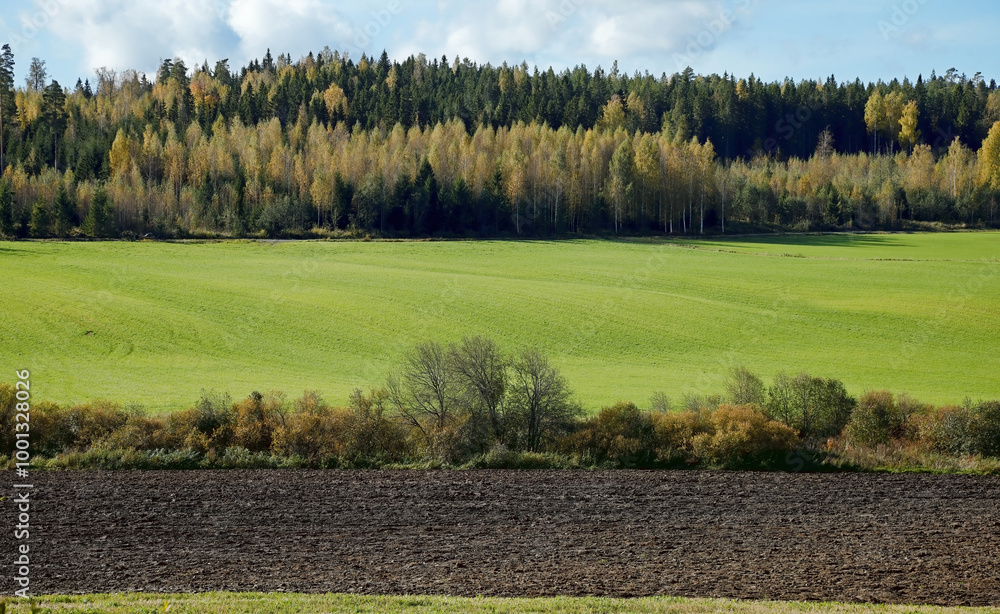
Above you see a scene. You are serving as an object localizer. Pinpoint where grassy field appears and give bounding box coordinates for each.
[1,233,998,412]
[8,594,999,614]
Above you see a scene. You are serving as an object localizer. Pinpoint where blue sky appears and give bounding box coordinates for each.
[2,0,998,87]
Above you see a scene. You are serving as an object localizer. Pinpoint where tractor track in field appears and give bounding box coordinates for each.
[3,470,998,605]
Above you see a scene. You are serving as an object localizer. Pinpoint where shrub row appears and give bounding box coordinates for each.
[0,387,411,467]
[845,390,1000,458]
[0,387,800,470]
[2,356,998,471]
[564,401,799,468]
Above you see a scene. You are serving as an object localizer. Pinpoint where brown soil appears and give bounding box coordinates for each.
[3,470,998,605]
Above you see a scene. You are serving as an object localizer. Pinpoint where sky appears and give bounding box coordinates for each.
[2,0,998,87]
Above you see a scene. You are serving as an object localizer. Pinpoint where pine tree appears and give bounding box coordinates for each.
[0,44,13,173]
[43,81,68,171]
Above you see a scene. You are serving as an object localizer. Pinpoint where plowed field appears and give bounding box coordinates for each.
[4,470,998,605]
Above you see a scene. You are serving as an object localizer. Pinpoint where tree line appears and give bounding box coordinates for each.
[1,45,1000,239]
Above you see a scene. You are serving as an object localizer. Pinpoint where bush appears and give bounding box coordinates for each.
[846,390,909,446]
[98,414,171,450]
[0,384,17,452]
[42,447,203,470]
[767,373,855,438]
[63,400,133,448]
[650,410,704,463]
[917,400,1000,457]
[232,391,286,452]
[462,446,585,469]
[975,400,1000,457]
[24,401,76,456]
[917,405,979,456]
[690,404,799,467]
[271,394,350,460]
[345,388,410,460]
[562,402,656,467]
[16,399,131,456]
[165,392,235,454]
[418,417,476,464]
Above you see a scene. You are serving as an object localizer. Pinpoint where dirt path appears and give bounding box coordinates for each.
[3,470,998,605]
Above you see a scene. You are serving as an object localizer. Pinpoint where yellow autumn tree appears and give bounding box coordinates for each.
[898,100,920,153]
[978,121,1000,190]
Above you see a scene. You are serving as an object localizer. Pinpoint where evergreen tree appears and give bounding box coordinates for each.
[43,80,68,171]
[53,182,75,236]
[84,187,116,238]
[29,198,51,238]
[0,179,13,237]
[239,82,257,125]
[0,44,13,172]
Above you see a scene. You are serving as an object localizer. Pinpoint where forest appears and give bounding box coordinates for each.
[1,44,1000,238]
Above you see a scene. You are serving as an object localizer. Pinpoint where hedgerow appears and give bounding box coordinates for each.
[2,349,998,472]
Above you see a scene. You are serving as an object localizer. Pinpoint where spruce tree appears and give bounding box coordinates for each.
[29,198,51,238]
[53,182,75,236]
[0,179,13,237]
[84,187,115,238]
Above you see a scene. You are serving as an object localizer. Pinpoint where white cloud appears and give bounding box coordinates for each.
[226,0,352,61]
[22,0,735,81]
[396,0,728,73]
[586,1,722,58]
[6,0,998,87]
[40,0,232,77]
[29,0,353,79]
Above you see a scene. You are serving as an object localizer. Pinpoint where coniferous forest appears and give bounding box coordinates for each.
[1,44,1000,239]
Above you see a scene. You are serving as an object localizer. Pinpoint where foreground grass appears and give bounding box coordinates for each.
[9,594,999,614]
[2,233,999,411]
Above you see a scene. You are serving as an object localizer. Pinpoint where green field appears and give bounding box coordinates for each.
[2,233,999,412]
[10,594,997,614]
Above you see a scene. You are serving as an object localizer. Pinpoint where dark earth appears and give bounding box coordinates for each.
[3,470,999,605]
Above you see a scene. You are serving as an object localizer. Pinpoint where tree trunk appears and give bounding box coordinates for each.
[721,180,726,234]
[687,167,693,234]
[699,165,705,234]
[0,95,5,173]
